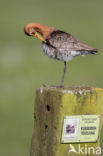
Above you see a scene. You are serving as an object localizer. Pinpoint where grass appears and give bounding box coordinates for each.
[0,0,103,155]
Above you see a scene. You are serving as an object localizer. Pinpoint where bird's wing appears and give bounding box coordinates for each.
[47,30,97,52]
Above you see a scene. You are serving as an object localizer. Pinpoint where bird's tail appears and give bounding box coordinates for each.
[90,48,98,54]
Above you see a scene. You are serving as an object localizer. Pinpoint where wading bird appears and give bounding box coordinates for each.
[24,23,98,87]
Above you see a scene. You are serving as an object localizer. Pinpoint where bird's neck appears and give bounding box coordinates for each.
[30,23,55,39]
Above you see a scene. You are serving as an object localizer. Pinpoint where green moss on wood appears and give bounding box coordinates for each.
[30,86,103,156]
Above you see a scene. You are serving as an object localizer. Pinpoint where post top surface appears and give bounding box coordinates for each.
[38,86,103,94]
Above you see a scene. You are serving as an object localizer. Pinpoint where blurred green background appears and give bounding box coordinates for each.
[0,0,103,155]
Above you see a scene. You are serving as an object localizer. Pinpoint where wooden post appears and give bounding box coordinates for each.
[30,86,103,156]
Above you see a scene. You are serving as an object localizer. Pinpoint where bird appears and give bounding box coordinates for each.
[24,23,98,87]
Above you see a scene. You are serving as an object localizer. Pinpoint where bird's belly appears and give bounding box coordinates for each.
[57,54,74,61]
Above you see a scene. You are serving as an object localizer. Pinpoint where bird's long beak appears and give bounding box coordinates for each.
[35,32,46,43]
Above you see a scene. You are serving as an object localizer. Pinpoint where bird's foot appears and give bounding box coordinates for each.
[42,84,64,89]
[58,85,64,88]
[50,85,64,89]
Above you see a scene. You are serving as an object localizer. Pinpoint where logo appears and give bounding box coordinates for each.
[69,144,78,154]
[68,144,101,155]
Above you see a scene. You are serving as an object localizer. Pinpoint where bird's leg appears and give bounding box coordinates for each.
[60,61,67,87]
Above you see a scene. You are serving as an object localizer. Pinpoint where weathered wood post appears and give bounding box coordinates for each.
[30,86,103,156]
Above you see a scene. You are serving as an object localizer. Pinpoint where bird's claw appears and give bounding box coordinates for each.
[50,85,64,89]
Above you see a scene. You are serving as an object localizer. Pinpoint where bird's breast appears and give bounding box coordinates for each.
[42,43,56,59]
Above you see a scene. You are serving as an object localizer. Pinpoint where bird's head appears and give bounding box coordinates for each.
[24,23,47,43]
[24,26,36,36]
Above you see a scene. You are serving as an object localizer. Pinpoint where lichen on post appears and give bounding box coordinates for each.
[30,86,103,156]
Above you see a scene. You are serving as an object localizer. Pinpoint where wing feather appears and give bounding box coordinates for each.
[46,30,97,52]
